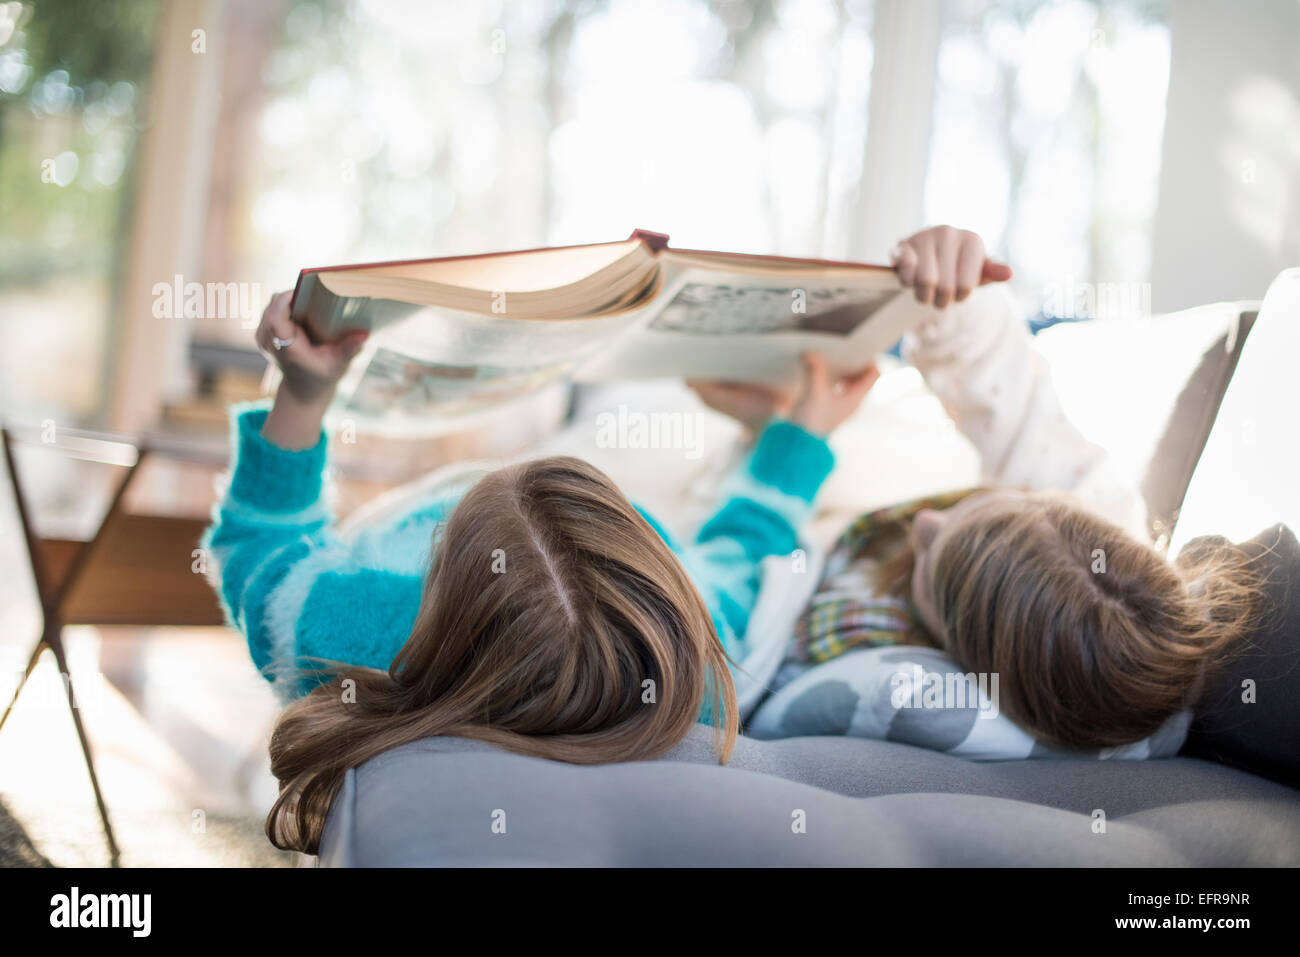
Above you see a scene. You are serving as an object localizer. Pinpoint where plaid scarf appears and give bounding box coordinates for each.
[791,489,979,663]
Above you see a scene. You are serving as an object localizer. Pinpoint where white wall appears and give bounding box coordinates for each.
[1149,0,1300,312]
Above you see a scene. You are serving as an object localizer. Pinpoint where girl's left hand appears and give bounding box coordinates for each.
[255,290,369,405]
[890,225,1013,309]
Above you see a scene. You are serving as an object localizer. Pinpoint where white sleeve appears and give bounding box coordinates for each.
[901,283,1147,535]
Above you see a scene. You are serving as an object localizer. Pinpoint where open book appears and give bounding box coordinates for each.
[290,230,930,433]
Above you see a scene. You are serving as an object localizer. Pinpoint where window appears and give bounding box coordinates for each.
[0,0,161,424]
[925,0,1170,316]
[204,0,877,357]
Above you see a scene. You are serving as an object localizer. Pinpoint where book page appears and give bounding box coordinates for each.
[574,265,928,388]
[352,239,645,292]
[329,296,660,431]
[340,347,571,423]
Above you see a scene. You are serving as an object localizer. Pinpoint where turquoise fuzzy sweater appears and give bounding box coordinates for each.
[203,404,834,707]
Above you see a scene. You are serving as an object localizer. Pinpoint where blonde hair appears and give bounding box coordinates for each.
[266,456,737,852]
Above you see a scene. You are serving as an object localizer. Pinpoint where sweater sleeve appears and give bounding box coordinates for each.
[668,419,835,662]
[202,403,427,701]
[902,283,1145,532]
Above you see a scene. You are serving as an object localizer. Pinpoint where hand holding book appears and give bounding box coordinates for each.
[254,290,369,450]
[689,353,880,437]
[888,226,1012,308]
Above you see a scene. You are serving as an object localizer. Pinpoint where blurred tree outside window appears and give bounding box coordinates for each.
[185,0,881,449]
[194,0,876,357]
[0,0,162,426]
[926,0,1170,317]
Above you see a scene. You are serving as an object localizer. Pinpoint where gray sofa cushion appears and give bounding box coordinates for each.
[319,726,1300,866]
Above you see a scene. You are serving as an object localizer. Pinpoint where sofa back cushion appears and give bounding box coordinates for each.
[1168,270,1300,787]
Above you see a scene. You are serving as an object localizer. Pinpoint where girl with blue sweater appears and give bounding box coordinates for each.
[205,283,876,851]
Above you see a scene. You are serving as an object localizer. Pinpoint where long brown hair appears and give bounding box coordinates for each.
[923,492,1259,749]
[266,456,737,852]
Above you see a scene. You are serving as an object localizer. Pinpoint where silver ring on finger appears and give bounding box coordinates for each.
[271,335,294,351]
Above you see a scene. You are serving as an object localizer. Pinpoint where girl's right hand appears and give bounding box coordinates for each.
[689,352,879,439]
[787,353,879,436]
[255,290,369,405]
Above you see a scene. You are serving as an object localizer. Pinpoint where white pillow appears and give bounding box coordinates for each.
[745,644,1192,761]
